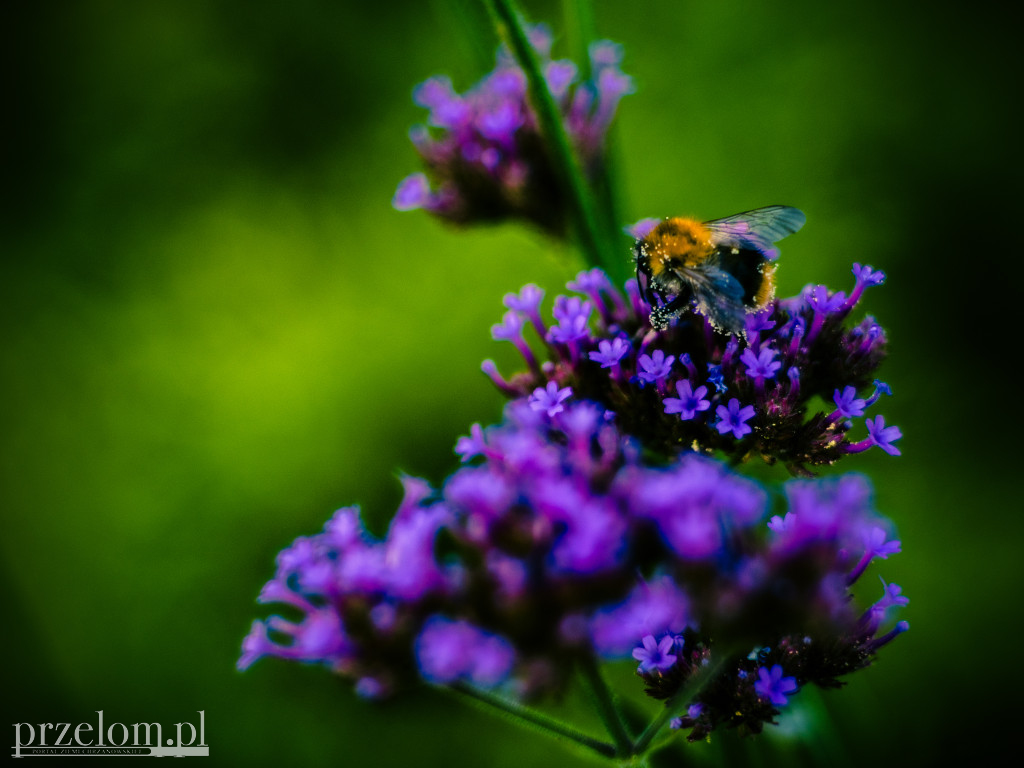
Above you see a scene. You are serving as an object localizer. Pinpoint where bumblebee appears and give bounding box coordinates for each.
[634,205,806,335]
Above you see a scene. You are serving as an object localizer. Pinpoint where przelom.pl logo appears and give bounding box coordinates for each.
[12,711,207,758]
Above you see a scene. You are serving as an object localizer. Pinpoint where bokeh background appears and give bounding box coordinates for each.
[4,1,1020,765]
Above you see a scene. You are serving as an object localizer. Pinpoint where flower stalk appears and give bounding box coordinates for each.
[447,681,617,759]
[485,0,622,279]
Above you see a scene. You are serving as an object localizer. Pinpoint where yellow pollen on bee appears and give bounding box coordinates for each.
[753,263,777,308]
[642,217,714,275]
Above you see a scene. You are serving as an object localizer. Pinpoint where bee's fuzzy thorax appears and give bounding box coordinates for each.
[642,218,714,272]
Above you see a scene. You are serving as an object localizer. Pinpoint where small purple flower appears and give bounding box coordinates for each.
[833,385,866,418]
[632,634,678,674]
[454,423,487,462]
[547,296,592,344]
[528,381,573,417]
[875,579,910,611]
[740,346,782,380]
[392,173,434,211]
[806,285,847,315]
[663,380,711,420]
[754,664,798,707]
[625,217,661,240]
[863,526,902,560]
[567,267,613,296]
[491,310,526,342]
[853,263,886,287]
[415,617,515,687]
[716,398,756,439]
[846,526,902,586]
[504,283,545,315]
[589,337,630,368]
[865,415,903,456]
[637,349,675,384]
[746,312,776,335]
[544,59,577,98]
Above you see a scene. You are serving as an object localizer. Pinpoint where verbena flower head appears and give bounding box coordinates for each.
[484,262,899,475]
[393,26,632,236]
[242,393,908,734]
[246,9,912,760]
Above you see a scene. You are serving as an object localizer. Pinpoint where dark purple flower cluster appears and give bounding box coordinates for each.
[240,395,908,730]
[393,25,632,236]
[484,262,899,475]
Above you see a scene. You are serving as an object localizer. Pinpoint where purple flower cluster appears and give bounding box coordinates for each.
[484,262,900,474]
[393,25,632,236]
[634,472,909,740]
[241,395,908,728]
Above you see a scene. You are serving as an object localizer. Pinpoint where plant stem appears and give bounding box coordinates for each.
[563,0,596,81]
[561,0,629,272]
[577,653,633,756]
[446,681,617,759]
[484,0,620,278]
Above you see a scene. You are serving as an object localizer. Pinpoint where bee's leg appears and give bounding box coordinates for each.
[649,292,691,331]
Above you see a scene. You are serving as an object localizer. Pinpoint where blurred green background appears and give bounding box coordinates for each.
[3,1,1020,765]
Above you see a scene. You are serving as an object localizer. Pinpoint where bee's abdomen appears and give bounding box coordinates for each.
[717,246,775,306]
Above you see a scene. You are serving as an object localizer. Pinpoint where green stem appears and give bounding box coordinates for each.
[446,681,617,759]
[561,0,629,278]
[563,0,596,82]
[577,653,633,756]
[484,0,618,277]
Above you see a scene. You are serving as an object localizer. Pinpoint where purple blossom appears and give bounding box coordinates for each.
[528,381,573,417]
[746,312,776,335]
[845,525,901,586]
[806,285,848,315]
[547,296,592,344]
[244,396,908,736]
[632,634,677,674]
[396,28,631,235]
[865,415,903,456]
[491,310,526,342]
[754,664,798,706]
[481,262,897,473]
[392,173,435,211]
[590,576,690,656]
[663,379,711,420]
[845,263,886,310]
[637,349,675,384]
[589,337,630,368]
[567,267,613,297]
[716,398,756,439]
[625,217,661,240]
[853,263,886,287]
[415,617,515,687]
[504,283,545,315]
[740,346,782,380]
[454,423,487,462]
[863,526,902,560]
[629,455,766,559]
[833,385,866,418]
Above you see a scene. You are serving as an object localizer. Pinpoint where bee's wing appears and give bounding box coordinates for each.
[688,263,748,335]
[705,205,806,260]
